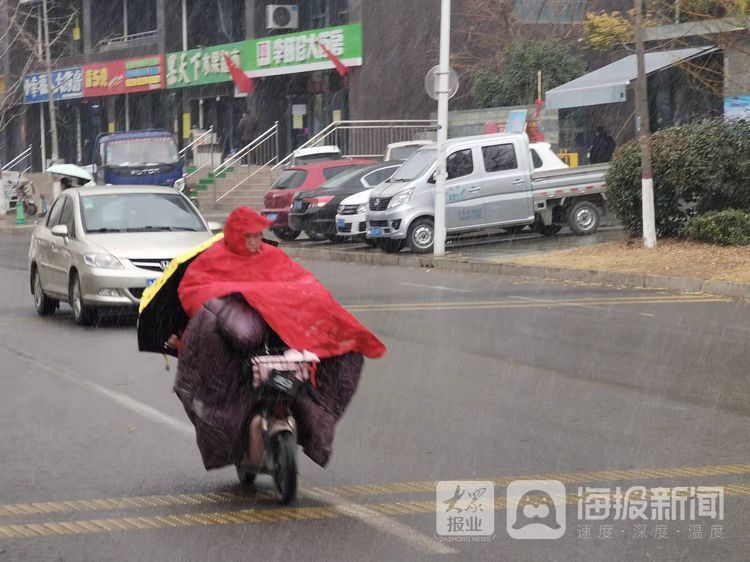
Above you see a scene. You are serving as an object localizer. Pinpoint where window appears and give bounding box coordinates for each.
[46,198,66,228]
[482,144,517,173]
[363,166,398,187]
[331,0,349,25]
[271,169,308,190]
[392,149,435,182]
[59,198,76,238]
[447,149,474,180]
[302,0,327,29]
[80,193,205,233]
[531,149,543,169]
[323,165,356,180]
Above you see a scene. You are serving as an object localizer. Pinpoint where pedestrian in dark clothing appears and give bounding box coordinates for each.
[237,111,256,165]
[589,126,616,164]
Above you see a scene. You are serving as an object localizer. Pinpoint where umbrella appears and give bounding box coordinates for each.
[137,233,279,357]
[137,233,223,357]
[46,163,95,183]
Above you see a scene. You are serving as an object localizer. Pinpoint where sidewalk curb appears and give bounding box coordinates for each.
[0,224,36,235]
[284,246,750,300]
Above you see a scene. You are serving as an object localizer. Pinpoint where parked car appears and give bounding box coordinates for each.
[29,185,219,326]
[340,141,569,245]
[366,133,608,253]
[261,159,376,241]
[290,146,342,166]
[383,140,433,162]
[289,162,401,242]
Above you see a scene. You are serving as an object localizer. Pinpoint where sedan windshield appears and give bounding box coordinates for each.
[105,137,179,166]
[390,148,436,182]
[80,193,205,233]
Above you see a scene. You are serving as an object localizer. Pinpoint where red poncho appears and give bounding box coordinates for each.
[178,207,386,359]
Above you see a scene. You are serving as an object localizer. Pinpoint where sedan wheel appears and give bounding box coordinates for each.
[69,274,97,326]
[32,268,58,316]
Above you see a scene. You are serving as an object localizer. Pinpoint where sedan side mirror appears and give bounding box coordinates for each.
[207,221,222,233]
[51,224,69,238]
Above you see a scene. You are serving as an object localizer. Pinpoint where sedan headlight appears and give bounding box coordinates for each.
[83,253,124,269]
[388,189,414,209]
[174,177,186,192]
[356,203,368,215]
[337,204,345,214]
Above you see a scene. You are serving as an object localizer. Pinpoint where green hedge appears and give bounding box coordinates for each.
[605,120,750,237]
[682,209,750,245]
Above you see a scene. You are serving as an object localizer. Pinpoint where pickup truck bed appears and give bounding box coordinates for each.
[531,164,609,204]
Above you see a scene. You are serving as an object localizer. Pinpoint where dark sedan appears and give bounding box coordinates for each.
[288,162,401,241]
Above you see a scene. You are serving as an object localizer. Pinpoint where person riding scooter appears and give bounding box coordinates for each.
[172,207,385,477]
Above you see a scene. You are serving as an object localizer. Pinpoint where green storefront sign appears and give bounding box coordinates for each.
[166,41,247,88]
[165,23,362,89]
[246,23,362,77]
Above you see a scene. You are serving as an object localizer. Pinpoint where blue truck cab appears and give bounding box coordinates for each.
[92,130,185,191]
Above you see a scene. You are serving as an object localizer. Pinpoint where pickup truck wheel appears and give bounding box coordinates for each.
[407,218,435,253]
[381,239,405,254]
[568,201,601,235]
[272,228,300,242]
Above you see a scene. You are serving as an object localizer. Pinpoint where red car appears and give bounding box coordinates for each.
[262,159,376,241]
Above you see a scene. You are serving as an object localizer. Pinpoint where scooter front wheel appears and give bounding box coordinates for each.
[273,432,297,505]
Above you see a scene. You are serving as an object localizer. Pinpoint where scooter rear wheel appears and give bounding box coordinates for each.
[273,432,297,505]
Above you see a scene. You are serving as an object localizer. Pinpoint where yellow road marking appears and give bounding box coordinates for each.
[2,483,749,541]
[346,295,731,313]
[2,463,748,520]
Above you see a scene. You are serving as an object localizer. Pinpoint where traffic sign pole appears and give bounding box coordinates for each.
[434,0,451,256]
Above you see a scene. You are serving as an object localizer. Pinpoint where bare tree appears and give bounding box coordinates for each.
[1,0,77,159]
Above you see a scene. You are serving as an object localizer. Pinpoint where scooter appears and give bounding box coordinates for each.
[8,178,37,216]
[236,349,319,505]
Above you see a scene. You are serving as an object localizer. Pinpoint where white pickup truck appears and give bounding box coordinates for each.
[366,133,608,253]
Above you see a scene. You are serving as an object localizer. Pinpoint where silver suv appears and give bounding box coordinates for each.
[29,185,217,325]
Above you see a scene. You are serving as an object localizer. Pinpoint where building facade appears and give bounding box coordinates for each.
[3,0,451,171]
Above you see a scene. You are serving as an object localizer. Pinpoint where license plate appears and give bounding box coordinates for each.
[146,278,157,287]
[266,213,278,221]
[293,200,303,210]
[370,227,383,237]
[336,218,346,228]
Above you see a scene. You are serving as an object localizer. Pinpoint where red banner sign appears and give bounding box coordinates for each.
[83,55,165,97]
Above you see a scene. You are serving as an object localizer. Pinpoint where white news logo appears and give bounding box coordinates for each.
[435,481,494,540]
[507,480,566,539]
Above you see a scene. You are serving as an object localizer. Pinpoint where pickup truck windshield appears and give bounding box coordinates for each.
[391,148,436,182]
[80,193,205,233]
[105,137,179,167]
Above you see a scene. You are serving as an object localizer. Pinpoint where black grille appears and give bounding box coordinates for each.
[129,288,145,299]
[129,259,171,272]
[369,220,388,227]
[369,197,392,211]
[358,222,367,233]
[338,223,353,233]
[340,205,360,216]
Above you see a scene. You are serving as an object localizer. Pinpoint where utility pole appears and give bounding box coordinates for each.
[41,0,59,165]
[634,0,656,249]
[434,0,451,256]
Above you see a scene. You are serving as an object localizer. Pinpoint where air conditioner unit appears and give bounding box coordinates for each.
[266,5,299,30]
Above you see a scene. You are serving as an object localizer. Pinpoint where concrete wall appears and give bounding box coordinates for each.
[724,35,750,97]
[438,106,560,147]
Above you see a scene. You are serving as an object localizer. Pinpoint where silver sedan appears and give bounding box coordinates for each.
[29,185,218,325]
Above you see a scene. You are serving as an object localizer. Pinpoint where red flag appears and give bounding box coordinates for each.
[317,42,349,77]
[223,54,254,94]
